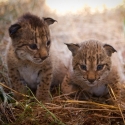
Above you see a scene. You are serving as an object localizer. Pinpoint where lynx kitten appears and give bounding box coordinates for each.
[7,13,56,102]
[62,40,120,100]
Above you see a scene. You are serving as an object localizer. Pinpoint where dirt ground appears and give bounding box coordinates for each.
[0,0,125,125]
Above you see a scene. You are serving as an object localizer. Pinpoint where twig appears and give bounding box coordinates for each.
[64,100,118,109]
[0,82,29,98]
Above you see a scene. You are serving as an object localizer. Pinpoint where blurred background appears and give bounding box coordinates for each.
[0,0,125,63]
[0,1,125,124]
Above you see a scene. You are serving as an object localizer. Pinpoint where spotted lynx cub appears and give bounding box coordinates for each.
[7,13,56,102]
[62,40,120,100]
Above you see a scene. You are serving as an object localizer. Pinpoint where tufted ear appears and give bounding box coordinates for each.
[9,24,21,37]
[65,43,80,56]
[43,17,57,25]
[103,44,117,56]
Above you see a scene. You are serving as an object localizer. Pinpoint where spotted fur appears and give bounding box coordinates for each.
[7,13,56,102]
[62,40,120,100]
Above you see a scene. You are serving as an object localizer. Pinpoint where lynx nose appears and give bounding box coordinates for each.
[88,79,95,83]
[87,71,96,83]
[41,56,48,60]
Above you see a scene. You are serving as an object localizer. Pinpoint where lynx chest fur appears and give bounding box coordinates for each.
[7,13,56,102]
[62,40,120,98]
[17,60,47,90]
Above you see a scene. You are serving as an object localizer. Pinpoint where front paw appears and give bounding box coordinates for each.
[36,90,51,103]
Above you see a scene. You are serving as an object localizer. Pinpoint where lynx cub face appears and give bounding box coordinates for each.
[69,40,116,87]
[62,40,120,97]
[7,13,56,102]
[9,14,55,64]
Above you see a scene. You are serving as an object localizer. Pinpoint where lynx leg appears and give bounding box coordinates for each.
[36,63,52,103]
[8,67,27,100]
[61,72,78,94]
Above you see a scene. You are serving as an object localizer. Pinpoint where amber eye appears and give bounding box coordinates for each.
[80,65,87,70]
[97,65,104,71]
[47,40,51,46]
[29,44,37,50]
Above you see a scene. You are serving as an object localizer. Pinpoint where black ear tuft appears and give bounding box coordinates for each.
[43,17,57,25]
[9,24,21,36]
[65,43,80,56]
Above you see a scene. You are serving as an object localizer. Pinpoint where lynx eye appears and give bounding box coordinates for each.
[29,44,37,50]
[97,64,104,71]
[47,40,51,46]
[80,65,87,70]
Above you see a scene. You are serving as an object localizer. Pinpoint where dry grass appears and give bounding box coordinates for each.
[0,0,125,125]
[0,83,125,125]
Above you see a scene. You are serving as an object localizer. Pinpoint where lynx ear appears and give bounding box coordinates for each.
[103,44,117,56]
[9,24,21,37]
[65,43,80,56]
[43,17,57,25]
